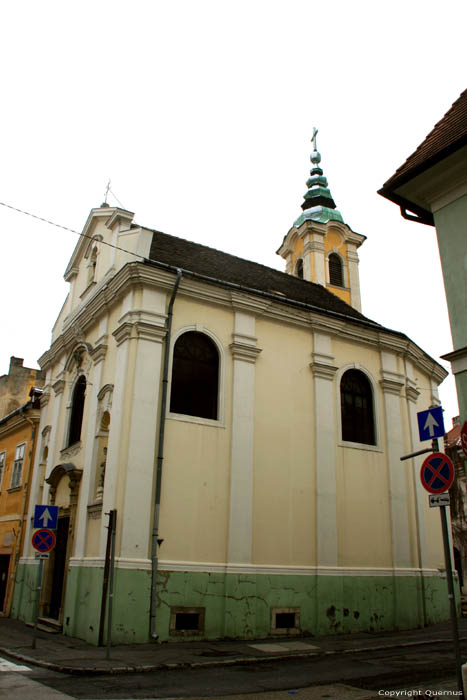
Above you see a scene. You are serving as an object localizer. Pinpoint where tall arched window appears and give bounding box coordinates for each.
[340,369,375,445]
[170,331,219,420]
[329,253,344,287]
[295,258,304,279]
[68,375,86,446]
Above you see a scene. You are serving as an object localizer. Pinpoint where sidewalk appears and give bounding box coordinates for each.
[1,616,467,676]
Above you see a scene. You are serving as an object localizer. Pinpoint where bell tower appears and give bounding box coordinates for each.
[277,130,366,311]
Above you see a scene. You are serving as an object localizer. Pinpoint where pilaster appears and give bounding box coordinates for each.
[117,294,167,560]
[310,331,338,566]
[347,245,362,312]
[380,351,411,569]
[227,312,262,564]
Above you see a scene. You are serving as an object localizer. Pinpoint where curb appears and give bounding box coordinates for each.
[1,635,467,676]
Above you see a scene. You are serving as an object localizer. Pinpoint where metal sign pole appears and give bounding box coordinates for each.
[32,558,43,650]
[106,509,117,660]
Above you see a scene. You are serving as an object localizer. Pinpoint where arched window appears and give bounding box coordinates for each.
[329,253,344,287]
[170,331,219,420]
[295,258,304,279]
[340,369,375,445]
[68,375,86,446]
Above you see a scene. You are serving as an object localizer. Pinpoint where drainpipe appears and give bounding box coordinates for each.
[150,268,182,640]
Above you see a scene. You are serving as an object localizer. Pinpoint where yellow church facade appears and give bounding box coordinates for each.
[12,145,451,644]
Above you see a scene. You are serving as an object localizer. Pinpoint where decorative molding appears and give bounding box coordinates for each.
[39,260,447,390]
[39,390,51,407]
[380,370,405,396]
[90,335,108,364]
[406,379,420,403]
[60,442,82,459]
[229,337,262,363]
[310,351,338,379]
[52,379,65,396]
[87,503,103,520]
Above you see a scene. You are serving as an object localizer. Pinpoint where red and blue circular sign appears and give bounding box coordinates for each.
[32,528,56,553]
[420,452,454,494]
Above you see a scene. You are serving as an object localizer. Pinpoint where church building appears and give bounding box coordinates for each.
[12,139,450,644]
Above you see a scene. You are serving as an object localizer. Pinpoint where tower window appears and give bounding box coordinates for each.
[329,253,344,287]
[68,375,86,446]
[340,369,375,445]
[295,258,304,279]
[170,331,219,420]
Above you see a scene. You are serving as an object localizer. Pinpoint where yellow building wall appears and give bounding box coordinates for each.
[158,297,234,564]
[0,416,38,613]
[253,318,316,566]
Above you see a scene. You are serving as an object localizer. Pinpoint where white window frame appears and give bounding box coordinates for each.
[11,443,26,489]
[167,325,226,428]
[336,364,382,452]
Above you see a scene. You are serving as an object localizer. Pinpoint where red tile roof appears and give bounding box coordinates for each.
[381,88,467,191]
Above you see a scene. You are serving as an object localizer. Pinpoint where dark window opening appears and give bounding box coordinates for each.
[340,369,375,445]
[68,375,86,446]
[175,612,200,631]
[295,258,304,279]
[170,331,219,420]
[275,612,296,628]
[329,253,344,287]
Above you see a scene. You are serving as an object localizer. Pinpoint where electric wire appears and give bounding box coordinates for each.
[0,200,146,262]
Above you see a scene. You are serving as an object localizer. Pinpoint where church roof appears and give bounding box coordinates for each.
[380,88,467,191]
[148,228,379,326]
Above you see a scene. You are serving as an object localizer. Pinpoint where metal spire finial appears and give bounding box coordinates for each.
[104,179,111,205]
[311,127,318,152]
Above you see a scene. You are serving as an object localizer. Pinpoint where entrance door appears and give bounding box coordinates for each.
[0,555,10,612]
[48,517,69,620]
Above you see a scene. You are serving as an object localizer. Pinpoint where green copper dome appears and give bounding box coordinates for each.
[294,130,344,227]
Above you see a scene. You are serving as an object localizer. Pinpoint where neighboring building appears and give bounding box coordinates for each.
[444,416,467,591]
[12,143,450,645]
[0,357,45,419]
[0,388,42,614]
[378,88,467,425]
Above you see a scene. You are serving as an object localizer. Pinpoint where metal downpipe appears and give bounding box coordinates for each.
[150,268,182,640]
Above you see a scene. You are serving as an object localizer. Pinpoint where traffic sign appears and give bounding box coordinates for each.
[429,493,450,508]
[420,452,454,494]
[461,421,467,458]
[34,552,50,560]
[32,528,56,553]
[417,406,445,442]
[33,505,58,530]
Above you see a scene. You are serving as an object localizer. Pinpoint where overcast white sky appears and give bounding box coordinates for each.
[1,1,465,425]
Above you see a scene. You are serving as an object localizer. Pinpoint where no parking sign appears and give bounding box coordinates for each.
[420,452,454,494]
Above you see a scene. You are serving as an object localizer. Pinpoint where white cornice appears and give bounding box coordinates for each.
[41,261,448,387]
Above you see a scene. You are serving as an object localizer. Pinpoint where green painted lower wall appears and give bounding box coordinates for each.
[11,563,454,644]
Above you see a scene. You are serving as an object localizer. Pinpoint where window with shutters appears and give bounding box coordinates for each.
[329,253,344,287]
[0,451,5,489]
[170,331,219,420]
[340,369,375,445]
[11,443,25,489]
